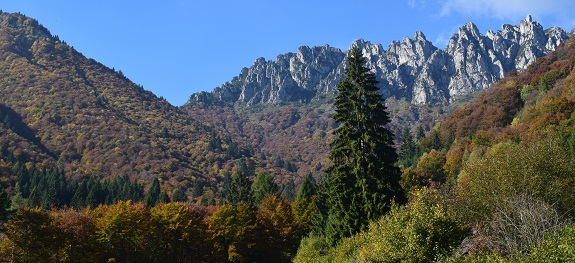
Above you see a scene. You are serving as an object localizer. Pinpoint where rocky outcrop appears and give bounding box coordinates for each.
[188,16,569,106]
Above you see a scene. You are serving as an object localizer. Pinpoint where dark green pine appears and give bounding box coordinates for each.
[252,173,278,205]
[296,174,316,202]
[322,46,405,245]
[226,170,254,207]
[144,178,161,207]
[398,126,417,168]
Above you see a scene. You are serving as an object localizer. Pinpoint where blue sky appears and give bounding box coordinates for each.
[2,1,574,106]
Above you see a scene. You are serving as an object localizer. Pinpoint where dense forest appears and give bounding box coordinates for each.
[1,10,575,262]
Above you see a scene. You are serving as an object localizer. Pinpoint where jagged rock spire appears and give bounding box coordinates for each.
[188,17,569,106]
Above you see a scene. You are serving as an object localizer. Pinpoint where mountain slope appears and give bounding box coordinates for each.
[0,12,232,192]
[421,35,575,181]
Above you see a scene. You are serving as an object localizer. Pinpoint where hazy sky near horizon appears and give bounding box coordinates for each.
[3,1,574,106]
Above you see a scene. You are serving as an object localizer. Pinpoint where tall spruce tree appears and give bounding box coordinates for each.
[296,174,316,202]
[144,178,161,207]
[226,170,254,207]
[398,126,417,168]
[321,46,405,244]
[252,173,278,205]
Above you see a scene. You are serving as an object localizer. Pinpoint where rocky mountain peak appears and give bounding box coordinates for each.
[187,17,570,106]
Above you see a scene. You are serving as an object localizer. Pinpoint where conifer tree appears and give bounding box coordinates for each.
[144,178,161,207]
[252,173,278,205]
[416,125,426,142]
[320,46,405,244]
[296,174,316,202]
[71,180,88,210]
[398,126,417,168]
[0,186,11,221]
[157,191,170,204]
[171,186,188,202]
[282,178,296,202]
[226,170,254,207]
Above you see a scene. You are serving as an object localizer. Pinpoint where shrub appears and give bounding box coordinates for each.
[354,188,468,263]
[525,222,575,262]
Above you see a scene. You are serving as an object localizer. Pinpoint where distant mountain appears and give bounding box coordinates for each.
[188,15,568,106]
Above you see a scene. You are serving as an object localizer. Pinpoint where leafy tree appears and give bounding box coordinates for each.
[150,202,210,262]
[255,195,302,262]
[320,46,404,244]
[51,210,100,262]
[7,207,55,262]
[295,188,469,263]
[456,140,575,256]
[252,173,278,205]
[90,201,152,262]
[526,222,575,262]
[226,170,254,206]
[206,202,257,262]
[414,149,446,186]
[398,126,417,168]
[457,140,575,223]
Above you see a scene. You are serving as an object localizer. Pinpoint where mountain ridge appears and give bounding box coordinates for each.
[188,15,569,106]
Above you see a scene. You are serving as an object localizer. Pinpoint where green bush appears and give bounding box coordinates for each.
[456,140,575,256]
[295,188,469,263]
[457,140,575,223]
[354,188,468,263]
[525,222,575,262]
[520,84,534,101]
[293,235,332,263]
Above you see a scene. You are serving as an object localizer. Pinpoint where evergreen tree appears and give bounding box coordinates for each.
[221,171,233,200]
[191,180,203,198]
[398,126,417,168]
[252,173,278,205]
[0,186,11,222]
[226,170,254,206]
[416,125,426,142]
[85,186,98,208]
[320,46,405,244]
[144,178,161,207]
[157,191,170,204]
[296,174,316,202]
[430,130,441,150]
[27,187,41,208]
[282,178,296,202]
[71,180,88,210]
[171,186,188,202]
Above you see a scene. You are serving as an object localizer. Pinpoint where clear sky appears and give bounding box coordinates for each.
[2,1,574,106]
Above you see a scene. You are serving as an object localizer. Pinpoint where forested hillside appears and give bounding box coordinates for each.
[0,12,301,205]
[294,35,575,262]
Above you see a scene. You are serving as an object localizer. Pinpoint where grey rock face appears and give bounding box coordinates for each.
[188,16,569,106]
